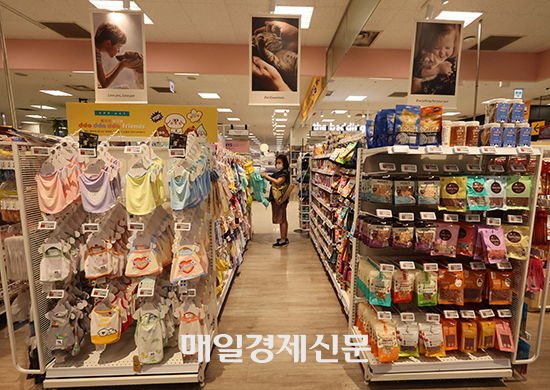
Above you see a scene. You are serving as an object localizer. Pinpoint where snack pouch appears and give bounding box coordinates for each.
[457,222,475,257]
[506,176,533,210]
[474,226,490,260]
[369,270,392,306]
[368,224,391,248]
[414,271,438,307]
[418,178,440,205]
[441,318,458,351]
[420,106,442,146]
[421,323,446,357]
[502,224,530,261]
[480,228,508,264]
[386,110,396,146]
[369,178,393,203]
[459,320,478,353]
[464,269,485,303]
[396,321,420,357]
[440,176,467,212]
[488,270,513,305]
[485,176,507,211]
[495,318,515,352]
[467,176,489,210]
[415,226,436,251]
[394,179,416,205]
[432,223,459,258]
[392,226,415,249]
[438,267,465,306]
[376,322,399,362]
[394,105,421,146]
[477,319,496,349]
[366,120,375,149]
[374,110,388,148]
[392,270,415,303]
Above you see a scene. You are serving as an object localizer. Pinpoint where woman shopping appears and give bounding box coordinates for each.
[261,155,292,248]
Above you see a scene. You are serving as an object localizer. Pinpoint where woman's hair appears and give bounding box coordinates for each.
[95,22,127,46]
[276,154,289,170]
[418,23,460,58]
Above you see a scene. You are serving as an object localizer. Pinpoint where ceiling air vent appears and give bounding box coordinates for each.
[325,90,334,96]
[388,92,408,98]
[353,31,380,47]
[468,36,522,51]
[39,22,90,39]
[66,84,94,92]
[151,87,174,93]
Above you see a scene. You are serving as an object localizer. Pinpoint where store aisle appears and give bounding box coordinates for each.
[251,200,300,234]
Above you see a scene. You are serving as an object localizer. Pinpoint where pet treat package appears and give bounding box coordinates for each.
[414,271,438,307]
[506,176,533,210]
[464,268,485,303]
[441,318,458,351]
[368,224,392,248]
[484,176,507,210]
[502,224,530,261]
[480,228,508,264]
[438,267,465,306]
[488,270,513,305]
[394,105,421,146]
[459,320,478,353]
[495,318,515,352]
[450,121,466,147]
[465,121,480,147]
[369,270,392,306]
[375,322,399,362]
[517,123,532,147]
[366,120,375,148]
[368,178,393,204]
[508,100,525,123]
[440,176,467,212]
[457,222,475,257]
[396,321,420,357]
[420,323,446,357]
[415,226,437,251]
[373,110,387,148]
[419,106,442,146]
[394,179,416,205]
[502,124,517,147]
[392,226,415,249]
[467,176,489,210]
[386,110,396,146]
[392,269,415,303]
[418,178,440,205]
[477,319,496,349]
[432,223,459,258]
[480,124,503,147]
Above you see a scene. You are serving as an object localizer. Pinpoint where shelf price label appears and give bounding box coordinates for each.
[169,149,186,157]
[125,145,142,154]
[380,264,395,273]
[400,261,415,270]
[426,146,443,154]
[448,263,463,272]
[470,262,486,271]
[466,164,482,173]
[487,217,501,226]
[82,223,100,233]
[497,262,513,270]
[47,290,65,299]
[517,146,534,155]
[401,164,417,173]
[420,212,436,220]
[444,214,459,223]
[488,164,505,173]
[511,164,526,172]
[376,209,392,218]
[479,309,495,319]
[38,221,56,230]
[444,310,459,319]
[31,147,51,156]
[497,309,512,318]
[392,145,409,154]
[423,164,439,172]
[175,222,192,231]
[79,148,97,157]
[401,313,415,322]
[460,310,476,319]
[453,146,470,154]
[91,288,109,298]
[377,311,392,321]
[399,212,414,222]
[507,215,523,223]
[481,146,497,154]
[379,162,396,171]
[465,214,481,223]
[423,263,438,272]
[443,164,459,173]
[128,222,145,231]
[426,313,440,323]
[138,277,156,297]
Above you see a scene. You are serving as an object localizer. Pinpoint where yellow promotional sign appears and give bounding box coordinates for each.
[532,120,545,136]
[300,77,323,123]
[66,103,218,143]
[524,101,531,121]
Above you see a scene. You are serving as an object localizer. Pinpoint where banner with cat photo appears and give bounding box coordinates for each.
[250,15,301,106]
[407,20,463,108]
[91,11,148,104]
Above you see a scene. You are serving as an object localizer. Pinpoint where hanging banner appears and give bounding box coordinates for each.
[250,15,300,106]
[92,11,147,104]
[300,76,323,123]
[66,103,218,143]
[407,20,463,108]
[225,140,251,153]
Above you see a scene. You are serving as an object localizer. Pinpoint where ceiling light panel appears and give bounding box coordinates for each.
[227,118,240,121]
[322,119,335,122]
[345,95,367,101]
[73,70,94,74]
[274,6,314,29]
[435,11,482,27]
[217,108,232,112]
[31,105,57,110]
[331,110,348,114]
[275,118,287,122]
[26,114,46,119]
[198,93,220,99]
[442,112,461,116]
[39,90,72,96]
[174,73,199,76]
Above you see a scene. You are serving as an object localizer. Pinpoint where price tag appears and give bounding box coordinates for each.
[377,311,392,321]
[444,310,459,319]
[487,217,501,226]
[400,261,416,270]
[481,146,497,154]
[466,164,482,173]
[488,164,505,173]
[454,146,470,154]
[393,145,409,154]
[31,147,50,156]
[399,212,414,222]
[497,262,513,270]
[380,264,395,273]
[79,148,97,157]
[444,214,459,223]
[47,290,65,299]
[420,212,436,220]
[470,262,486,270]
[125,145,143,154]
[508,215,523,223]
[91,288,109,298]
[82,223,100,233]
[511,164,526,172]
[460,310,476,319]
[423,263,438,272]
[182,289,196,297]
[448,263,463,272]
[379,162,396,171]
[401,164,417,173]
[128,222,144,231]
[423,164,439,172]
[465,214,481,223]
[178,280,187,294]
[443,164,459,173]
[38,221,56,230]
[170,148,186,158]
[517,146,534,155]
[376,209,392,218]
[497,309,512,318]
[427,145,443,154]
[138,277,156,297]
[401,313,415,322]
[479,309,495,319]
[175,222,192,231]
[426,313,440,323]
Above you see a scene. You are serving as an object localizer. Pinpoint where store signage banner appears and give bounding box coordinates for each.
[91,11,148,104]
[311,122,366,132]
[407,20,463,108]
[66,103,218,143]
[250,15,300,106]
[225,140,250,153]
[300,77,323,123]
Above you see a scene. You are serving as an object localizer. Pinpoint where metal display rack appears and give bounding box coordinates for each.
[297,155,311,232]
[348,145,550,383]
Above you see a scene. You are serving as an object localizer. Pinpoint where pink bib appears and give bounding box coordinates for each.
[36,171,66,214]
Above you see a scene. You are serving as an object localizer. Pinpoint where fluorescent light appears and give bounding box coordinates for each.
[369,77,393,81]
[442,112,461,116]
[322,119,335,122]
[73,70,94,74]
[275,118,287,122]
[21,121,40,124]
[274,6,314,29]
[225,137,233,140]
[331,110,348,114]
[26,114,46,119]
[274,109,289,113]
[31,105,57,110]
[275,130,285,133]
[40,90,72,96]
[217,108,232,113]
[227,118,240,121]
[175,73,199,76]
[435,11,482,27]
[89,1,154,24]
[198,93,220,99]
[345,95,367,101]
[275,125,286,128]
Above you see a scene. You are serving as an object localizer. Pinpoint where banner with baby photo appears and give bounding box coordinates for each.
[250,15,301,106]
[91,11,148,104]
[407,20,463,108]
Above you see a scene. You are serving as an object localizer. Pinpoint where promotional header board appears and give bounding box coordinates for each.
[300,76,323,123]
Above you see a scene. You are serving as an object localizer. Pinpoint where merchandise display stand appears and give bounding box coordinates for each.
[349,146,550,383]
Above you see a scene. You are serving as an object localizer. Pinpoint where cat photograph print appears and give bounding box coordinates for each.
[250,15,300,106]
[408,20,463,108]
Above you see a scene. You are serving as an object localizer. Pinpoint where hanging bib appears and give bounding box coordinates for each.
[90,305,121,345]
[40,247,71,282]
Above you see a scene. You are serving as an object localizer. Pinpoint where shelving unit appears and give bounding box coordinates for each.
[297,155,311,232]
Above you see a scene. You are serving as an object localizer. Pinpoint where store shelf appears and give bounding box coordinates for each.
[311,203,334,229]
[310,217,333,250]
[313,154,331,160]
[217,266,236,318]
[362,145,539,159]
[313,182,334,194]
[313,194,334,212]
[312,168,337,176]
